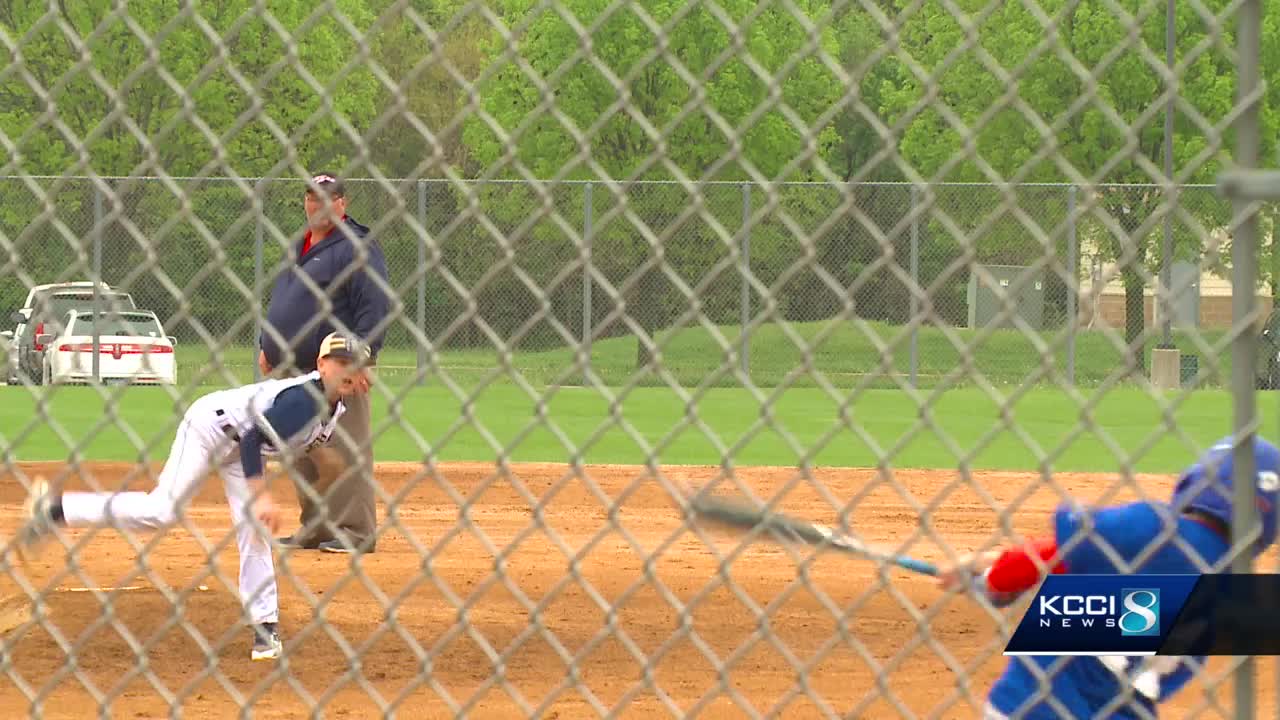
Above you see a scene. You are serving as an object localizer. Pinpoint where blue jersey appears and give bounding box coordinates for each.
[987,501,1228,719]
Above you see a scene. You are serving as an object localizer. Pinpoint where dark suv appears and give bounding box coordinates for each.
[11,290,137,384]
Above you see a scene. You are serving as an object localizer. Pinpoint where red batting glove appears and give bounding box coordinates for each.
[986,537,1065,594]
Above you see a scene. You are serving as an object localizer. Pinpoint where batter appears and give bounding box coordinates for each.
[938,436,1280,718]
[15,332,370,661]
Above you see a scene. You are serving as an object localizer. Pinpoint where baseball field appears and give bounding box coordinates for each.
[2,324,1278,716]
[1,462,1277,717]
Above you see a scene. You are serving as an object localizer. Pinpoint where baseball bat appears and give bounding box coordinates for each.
[688,493,939,577]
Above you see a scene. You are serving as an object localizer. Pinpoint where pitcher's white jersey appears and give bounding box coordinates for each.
[196,372,346,463]
[56,372,346,630]
[48,329,369,654]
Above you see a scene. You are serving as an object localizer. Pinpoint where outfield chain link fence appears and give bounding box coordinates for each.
[0,0,1271,717]
[1,179,1258,389]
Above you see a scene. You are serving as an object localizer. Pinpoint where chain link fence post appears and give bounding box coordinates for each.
[253,179,265,382]
[1066,184,1077,387]
[91,181,104,385]
[740,182,751,378]
[1229,0,1263,712]
[582,181,593,381]
[1160,0,1177,351]
[417,179,428,385]
[909,184,920,388]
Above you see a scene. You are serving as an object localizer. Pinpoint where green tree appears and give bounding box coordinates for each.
[465,0,842,181]
[874,0,1267,366]
[464,0,843,367]
[1,1,378,177]
[0,1,381,338]
[364,0,492,176]
[1254,9,1280,304]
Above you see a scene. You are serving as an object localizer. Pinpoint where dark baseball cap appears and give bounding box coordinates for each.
[306,173,346,198]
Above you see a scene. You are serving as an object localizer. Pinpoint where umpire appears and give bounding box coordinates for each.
[259,172,390,554]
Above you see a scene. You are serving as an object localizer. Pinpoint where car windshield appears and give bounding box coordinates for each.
[73,313,164,338]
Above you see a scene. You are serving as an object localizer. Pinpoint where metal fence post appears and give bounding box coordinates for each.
[1160,0,1176,350]
[909,185,920,388]
[253,179,264,382]
[1228,0,1262,714]
[92,181,104,384]
[741,182,752,377]
[417,180,428,385]
[1067,184,1077,386]
[582,181,593,379]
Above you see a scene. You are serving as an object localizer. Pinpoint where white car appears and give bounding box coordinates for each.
[41,310,177,385]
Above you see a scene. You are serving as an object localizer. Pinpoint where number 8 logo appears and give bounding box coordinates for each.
[1119,590,1159,634]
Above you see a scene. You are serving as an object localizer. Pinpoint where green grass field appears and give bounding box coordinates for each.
[144,318,1234,388]
[1,383,1274,472]
[1,320,1266,472]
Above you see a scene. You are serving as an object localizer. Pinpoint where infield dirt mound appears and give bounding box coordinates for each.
[0,461,1273,717]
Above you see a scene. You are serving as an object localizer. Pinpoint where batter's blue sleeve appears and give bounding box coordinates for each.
[1053,504,1146,573]
[1155,662,1198,704]
[239,383,324,478]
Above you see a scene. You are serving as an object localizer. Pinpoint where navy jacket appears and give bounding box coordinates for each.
[261,216,390,372]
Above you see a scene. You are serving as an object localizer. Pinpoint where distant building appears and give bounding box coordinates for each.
[1075,240,1272,330]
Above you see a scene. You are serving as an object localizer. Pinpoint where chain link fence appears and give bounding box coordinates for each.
[1,178,1260,389]
[0,0,1274,717]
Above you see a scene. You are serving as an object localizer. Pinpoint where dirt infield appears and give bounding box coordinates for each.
[0,461,1275,718]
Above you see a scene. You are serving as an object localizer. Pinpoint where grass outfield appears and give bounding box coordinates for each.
[159,319,1232,389]
[2,383,1273,473]
[1,319,1261,472]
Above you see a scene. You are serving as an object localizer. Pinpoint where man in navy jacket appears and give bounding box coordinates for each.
[259,172,390,554]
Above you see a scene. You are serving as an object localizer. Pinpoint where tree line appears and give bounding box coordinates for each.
[1,0,1276,366]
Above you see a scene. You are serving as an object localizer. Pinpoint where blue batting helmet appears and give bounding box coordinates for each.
[1171,436,1280,556]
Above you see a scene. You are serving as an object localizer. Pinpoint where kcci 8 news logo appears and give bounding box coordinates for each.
[1035,588,1160,636]
[1007,575,1213,655]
